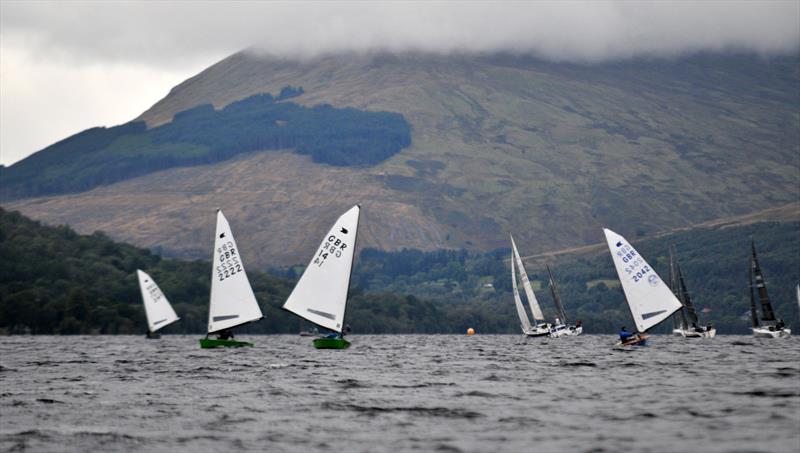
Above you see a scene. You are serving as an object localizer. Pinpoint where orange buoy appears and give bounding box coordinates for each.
[466,327,475,336]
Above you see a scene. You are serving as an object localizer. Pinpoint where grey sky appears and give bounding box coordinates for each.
[1,0,798,165]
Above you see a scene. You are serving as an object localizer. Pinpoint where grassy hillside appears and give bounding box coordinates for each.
[5,51,799,267]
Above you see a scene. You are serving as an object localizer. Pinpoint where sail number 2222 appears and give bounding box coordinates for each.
[217,241,243,281]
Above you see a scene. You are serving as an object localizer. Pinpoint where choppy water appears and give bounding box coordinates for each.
[1,335,798,452]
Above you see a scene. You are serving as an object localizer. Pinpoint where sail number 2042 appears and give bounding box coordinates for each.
[217,241,243,281]
[617,245,651,283]
[313,235,348,267]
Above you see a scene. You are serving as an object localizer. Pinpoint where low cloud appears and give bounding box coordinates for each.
[1,1,798,165]
[2,1,798,66]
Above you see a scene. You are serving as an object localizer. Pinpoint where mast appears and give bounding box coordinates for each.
[751,241,776,322]
[676,263,698,326]
[340,205,361,335]
[749,257,760,328]
[546,264,567,323]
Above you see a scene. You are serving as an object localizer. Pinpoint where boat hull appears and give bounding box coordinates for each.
[524,324,552,338]
[617,334,649,347]
[313,337,351,349]
[672,328,716,338]
[752,327,791,338]
[145,331,161,339]
[549,325,583,338]
[199,338,254,348]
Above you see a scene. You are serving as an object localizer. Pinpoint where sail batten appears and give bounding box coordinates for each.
[283,205,360,333]
[510,235,545,323]
[207,210,263,333]
[137,269,180,333]
[604,229,682,333]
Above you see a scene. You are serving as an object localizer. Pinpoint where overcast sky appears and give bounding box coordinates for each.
[1,1,798,166]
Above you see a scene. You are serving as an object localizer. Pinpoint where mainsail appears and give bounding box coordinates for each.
[669,249,688,330]
[750,241,776,322]
[676,263,698,326]
[283,205,360,333]
[511,249,534,332]
[207,210,263,333]
[604,228,682,333]
[510,234,545,323]
[749,262,760,328]
[546,264,567,323]
[137,269,179,333]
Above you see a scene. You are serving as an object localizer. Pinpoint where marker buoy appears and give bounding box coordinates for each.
[466,327,475,336]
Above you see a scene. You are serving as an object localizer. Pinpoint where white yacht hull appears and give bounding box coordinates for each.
[672,327,716,338]
[524,325,552,338]
[549,324,583,337]
[752,327,791,338]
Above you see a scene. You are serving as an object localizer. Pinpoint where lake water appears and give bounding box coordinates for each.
[1,335,798,452]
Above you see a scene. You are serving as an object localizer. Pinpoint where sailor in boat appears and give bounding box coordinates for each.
[217,329,234,340]
[619,326,635,343]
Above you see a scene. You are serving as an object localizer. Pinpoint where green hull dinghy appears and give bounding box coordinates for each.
[199,338,253,348]
[198,210,265,349]
[312,337,351,349]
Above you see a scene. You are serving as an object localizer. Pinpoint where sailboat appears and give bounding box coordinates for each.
[749,241,791,338]
[137,269,180,339]
[283,205,360,349]
[604,228,682,346]
[199,210,264,348]
[668,248,716,338]
[509,234,551,337]
[545,264,583,337]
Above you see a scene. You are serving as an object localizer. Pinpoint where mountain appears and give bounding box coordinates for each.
[3,51,798,267]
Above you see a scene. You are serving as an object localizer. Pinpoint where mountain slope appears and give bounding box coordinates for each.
[4,51,799,266]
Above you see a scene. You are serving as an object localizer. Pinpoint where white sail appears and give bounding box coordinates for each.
[283,205,360,333]
[603,228,682,333]
[511,249,534,333]
[137,269,179,332]
[207,210,263,333]
[510,234,545,323]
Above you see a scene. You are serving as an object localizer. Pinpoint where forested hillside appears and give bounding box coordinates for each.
[343,221,800,334]
[2,207,797,335]
[0,87,410,199]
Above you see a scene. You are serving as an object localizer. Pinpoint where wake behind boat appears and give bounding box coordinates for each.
[137,269,180,339]
[282,205,360,349]
[749,241,791,338]
[199,210,264,348]
[604,228,682,347]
